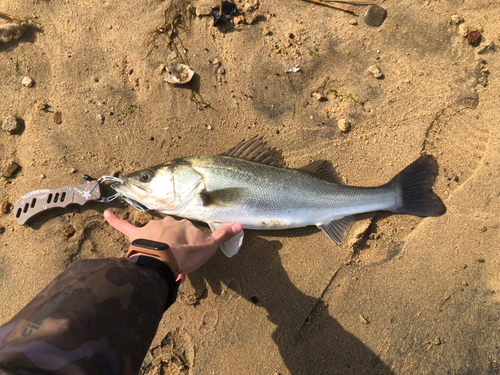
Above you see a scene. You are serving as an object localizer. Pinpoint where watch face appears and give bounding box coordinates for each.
[131,239,170,251]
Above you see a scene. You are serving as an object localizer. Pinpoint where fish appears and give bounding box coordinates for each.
[112,136,446,257]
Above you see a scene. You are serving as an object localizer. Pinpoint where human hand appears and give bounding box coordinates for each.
[103,210,243,275]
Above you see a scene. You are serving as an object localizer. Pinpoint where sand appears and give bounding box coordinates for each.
[1,0,499,373]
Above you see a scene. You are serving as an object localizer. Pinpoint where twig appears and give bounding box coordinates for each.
[0,11,27,23]
[300,0,355,14]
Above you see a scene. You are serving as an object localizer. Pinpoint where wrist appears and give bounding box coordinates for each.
[127,239,181,275]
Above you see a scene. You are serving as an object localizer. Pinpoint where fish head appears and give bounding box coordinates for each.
[112,161,204,213]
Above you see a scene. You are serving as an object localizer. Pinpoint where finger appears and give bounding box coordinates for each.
[103,210,137,239]
[209,223,243,246]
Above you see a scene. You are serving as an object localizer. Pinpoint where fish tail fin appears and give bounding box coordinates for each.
[389,155,446,217]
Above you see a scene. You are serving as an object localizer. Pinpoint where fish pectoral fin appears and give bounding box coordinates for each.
[221,135,280,166]
[208,222,244,257]
[318,216,355,245]
[298,160,344,184]
[200,188,250,208]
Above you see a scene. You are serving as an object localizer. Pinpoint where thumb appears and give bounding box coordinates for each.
[104,210,137,239]
[209,223,243,246]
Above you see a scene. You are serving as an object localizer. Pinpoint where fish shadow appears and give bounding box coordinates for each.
[191,233,394,375]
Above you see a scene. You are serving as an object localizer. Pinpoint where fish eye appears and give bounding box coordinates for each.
[140,171,153,182]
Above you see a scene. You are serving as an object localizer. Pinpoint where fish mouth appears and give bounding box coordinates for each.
[112,181,149,200]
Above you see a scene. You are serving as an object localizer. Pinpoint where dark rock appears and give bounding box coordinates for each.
[467,30,481,46]
[364,5,387,27]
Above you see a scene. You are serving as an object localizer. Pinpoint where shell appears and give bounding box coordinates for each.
[164,64,195,84]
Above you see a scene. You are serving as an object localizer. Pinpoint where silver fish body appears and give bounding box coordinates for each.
[113,137,445,257]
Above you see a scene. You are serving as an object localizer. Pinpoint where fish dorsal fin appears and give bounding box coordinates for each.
[208,222,244,257]
[299,160,344,184]
[222,135,280,166]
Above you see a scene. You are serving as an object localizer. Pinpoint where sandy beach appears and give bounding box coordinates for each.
[1,0,499,373]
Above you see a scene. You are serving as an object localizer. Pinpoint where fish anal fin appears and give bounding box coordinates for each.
[222,135,281,166]
[209,222,244,257]
[318,215,355,245]
[200,188,250,208]
[299,160,344,184]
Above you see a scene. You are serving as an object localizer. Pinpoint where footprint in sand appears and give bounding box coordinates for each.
[141,328,195,375]
[423,93,490,197]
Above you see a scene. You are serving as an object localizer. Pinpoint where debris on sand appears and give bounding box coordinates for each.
[467,30,481,46]
[2,115,21,134]
[0,22,27,43]
[211,1,238,26]
[0,162,20,178]
[367,65,383,78]
[337,118,351,132]
[0,201,10,214]
[21,76,33,87]
[165,63,195,84]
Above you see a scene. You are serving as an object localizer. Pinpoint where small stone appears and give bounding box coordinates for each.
[35,101,49,112]
[21,76,33,87]
[212,58,220,65]
[53,110,62,124]
[349,19,358,25]
[68,168,77,174]
[157,64,166,74]
[359,315,370,324]
[368,65,383,78]
[2,115,21,134]
[98,114,105,123]
[337,118,351,132]
[63,225,76,238]
[364,5,387,27]
[218,67,226,75]
[262,26,271,36]
[207,125,213,130]
[0,227,5,235]
[0,162,20,178]
[450,15,462,25]
[468,30,481,46]
[0,201,10,214]
[458,23,469,37]
[196,5,212,16]
[312,92,325,101]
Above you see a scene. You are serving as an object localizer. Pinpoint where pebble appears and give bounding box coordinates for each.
[349,19,358,25]
[63,225,76,238]
[98,114,105,123]
[458,23,469,37]
[0,226,5,235]
[0,162,20,178]
[53,110,62,124]
[0,201,10,214]
[468,30,481,46]
[207,125,213,130]
[367,65,383,78]
[337,118,351,132]
[2,115,21,134]
[21,76,33,87]
[450,15,462,25]
[262,26,271,36]
[217,67,226,75]
[312,92,325,101]
[364,5,387,27]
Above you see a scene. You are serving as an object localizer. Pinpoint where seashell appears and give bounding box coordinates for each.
[164,63,195,84]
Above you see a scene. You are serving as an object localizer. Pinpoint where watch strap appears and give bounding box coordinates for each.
[127,244,180,275]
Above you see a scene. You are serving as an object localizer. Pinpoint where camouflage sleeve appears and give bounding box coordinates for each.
[0,256,176,375]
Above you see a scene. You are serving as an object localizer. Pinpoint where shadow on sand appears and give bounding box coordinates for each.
[191,232,394,375]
